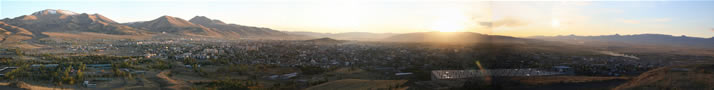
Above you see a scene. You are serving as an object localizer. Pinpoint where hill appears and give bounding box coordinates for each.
[189,16,295,38]
[0,21,34,43]
[614,64,714,90]
[531,34,714,48]
[289,32,396,41]
[125,16,222,37]
[0,9,310,42]
[382,32,525,43]
[305,79,408,90]
[304,37,343,44]
[0,9,144,35]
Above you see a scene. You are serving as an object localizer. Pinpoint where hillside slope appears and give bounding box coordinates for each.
[614,64,714,90]
[0,9,144,35]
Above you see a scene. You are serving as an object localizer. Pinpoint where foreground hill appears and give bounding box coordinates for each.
[305,79,408,90]
[0,21,34,43]
[0,9,144,35]
[614,64,714,90]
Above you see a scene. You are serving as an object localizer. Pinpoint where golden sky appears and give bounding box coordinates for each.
[2,0,714,37]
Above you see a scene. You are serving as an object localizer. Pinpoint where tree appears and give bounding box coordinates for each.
[79,63,86,71]
[64,66,72,78]
[76,69,84,81]
[14,48,23,57]
[53,68,61,83]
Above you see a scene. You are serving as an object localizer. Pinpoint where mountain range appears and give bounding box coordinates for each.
[1,9,143,35]
[0,9,304,44]
[382,32,525,43]
[288,32,396,41]
[530,34,714,48]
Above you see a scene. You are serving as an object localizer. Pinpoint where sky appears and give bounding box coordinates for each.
[1,0,713,38]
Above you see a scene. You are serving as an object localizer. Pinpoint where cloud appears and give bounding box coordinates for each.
[479,18,526,28]
[621,19,640,24]
[652,18,672,22]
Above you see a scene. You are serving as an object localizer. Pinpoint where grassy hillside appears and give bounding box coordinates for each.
[305,79,407,90]
[614,64,714,90]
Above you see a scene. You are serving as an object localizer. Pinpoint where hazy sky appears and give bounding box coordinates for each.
[1,0,713,37]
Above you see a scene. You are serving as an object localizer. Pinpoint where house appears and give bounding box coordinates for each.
[552,66,575,75]
[395,72,413,76]
[144,53,157,58]
[268,72,299,80]
[132,70,147,74]
[87,64,112,69]
[30,64,59,70]
[83,81,97,88]
[185,64,201,68]
[281,72,298,79]
[0,67,17,77]
[431,70,483,80]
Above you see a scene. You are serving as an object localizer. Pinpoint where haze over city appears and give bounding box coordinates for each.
[2,0,713,37]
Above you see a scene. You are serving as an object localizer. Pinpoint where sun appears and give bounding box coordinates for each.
[551,19,561,28]
[432,22,463,32]
[431,9,468,32]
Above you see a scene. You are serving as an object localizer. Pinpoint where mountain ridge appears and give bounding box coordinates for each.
[187,16,294,38]
[1,9,143,35]
[530,33,714,48]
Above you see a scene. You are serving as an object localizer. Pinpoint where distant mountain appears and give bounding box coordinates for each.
[289,32,396,41]
[125,16,222,37]
[383,32,524,43]
[304,37,343,44]
[0,21,34,43]
[530,34,714,48]
[0,9,143,35]
[188,16,292,38]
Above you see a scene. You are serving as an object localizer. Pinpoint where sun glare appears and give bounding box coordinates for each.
[431,9,469,32]
[551,19,561,28]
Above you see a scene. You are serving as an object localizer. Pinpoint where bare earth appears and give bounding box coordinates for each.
[156,70,189,90]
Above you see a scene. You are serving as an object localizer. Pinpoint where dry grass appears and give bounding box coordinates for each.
[614,64,714,90]
[305,79,408,90]
[0,81,67,90]
[511,76,630,85]
[156,70,189,90]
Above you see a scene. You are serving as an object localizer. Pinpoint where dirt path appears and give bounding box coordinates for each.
[156,70,189,90]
